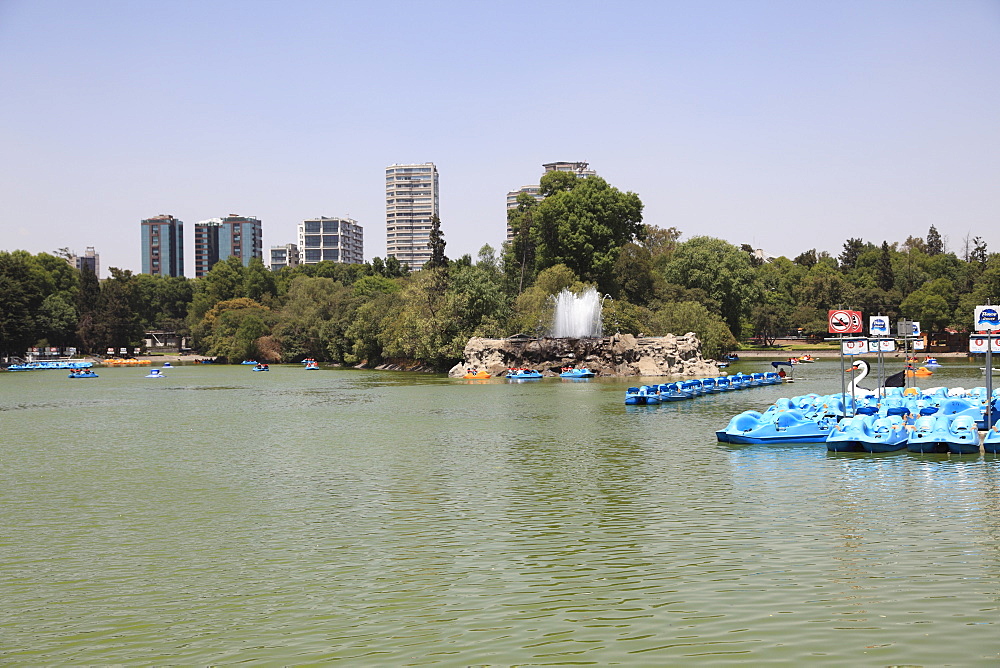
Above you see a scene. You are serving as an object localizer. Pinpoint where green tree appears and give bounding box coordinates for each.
[612,242,655,305]
[243,257,277,302]
[926,225,944,256]
[424,215,448,270]
[876,241,895,291]
[528,173,644,293]
[839,238,866,271]
[793,249,817,269]
[505,192,540,293]
[647,301,737,360]
[0,251,45,356]
[663,236,760,336]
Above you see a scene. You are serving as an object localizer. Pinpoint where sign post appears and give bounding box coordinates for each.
[975,305,1000,431]
[830,310,863,416]
[870,315,890,395]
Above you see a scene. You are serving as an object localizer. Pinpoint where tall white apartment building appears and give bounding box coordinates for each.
[297,217,364,265]
[505,162,596,241]
[386,162,438,270]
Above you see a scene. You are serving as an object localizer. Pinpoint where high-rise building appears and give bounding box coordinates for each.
[269,243,300,271]
[65,246,101,278]
[297,217,364,265]
[193,214,262,278]
[506,162,597,241]
[141,215,184,277]
[386,162,438,270]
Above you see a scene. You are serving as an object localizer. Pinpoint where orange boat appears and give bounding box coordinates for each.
[463,370,491,379]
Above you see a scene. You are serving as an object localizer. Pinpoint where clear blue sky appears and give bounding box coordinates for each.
[1,0,998,277]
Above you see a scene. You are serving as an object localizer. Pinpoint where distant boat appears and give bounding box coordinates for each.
[9,360,93,371]
[559,367,595,378]
[506,369,542,380]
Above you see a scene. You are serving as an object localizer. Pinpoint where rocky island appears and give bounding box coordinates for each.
[448,332,719,378]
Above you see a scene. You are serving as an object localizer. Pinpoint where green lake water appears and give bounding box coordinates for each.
[2,359,1000,665]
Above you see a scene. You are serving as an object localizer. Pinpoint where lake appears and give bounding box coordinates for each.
[2,359,1000,665]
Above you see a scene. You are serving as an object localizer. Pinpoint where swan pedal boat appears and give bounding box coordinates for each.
[145,370,165,378]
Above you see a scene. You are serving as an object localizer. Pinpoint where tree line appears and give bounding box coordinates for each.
[2,171,997,368]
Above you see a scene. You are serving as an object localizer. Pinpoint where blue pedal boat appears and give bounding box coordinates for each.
[506,369,543,380]
[724,409,836,445]
[559,367,595,378]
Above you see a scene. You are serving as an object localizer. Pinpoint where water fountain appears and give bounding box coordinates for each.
[551,288,603,338]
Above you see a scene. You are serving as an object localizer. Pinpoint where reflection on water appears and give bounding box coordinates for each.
[2,360,1000,665]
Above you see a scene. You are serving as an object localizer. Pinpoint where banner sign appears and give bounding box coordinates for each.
[912,339,925,351]
[842,338,869,355]
[872,338,896,352]
[869,315,890,336]
[975,306,1000,332]
[828,310,863,334]
[969,335,1000,353]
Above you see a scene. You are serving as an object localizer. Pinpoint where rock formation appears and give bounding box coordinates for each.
[448,333,720,378]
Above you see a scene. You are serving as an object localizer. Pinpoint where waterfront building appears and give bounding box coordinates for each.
[193,214,262,278]
[140,215,184,277]
[297,217,364,265]
[269,243,300,271]
[386,162,438,270]
[505,162,596,241]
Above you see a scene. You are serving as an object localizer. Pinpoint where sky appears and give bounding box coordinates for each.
[1,0,998,278]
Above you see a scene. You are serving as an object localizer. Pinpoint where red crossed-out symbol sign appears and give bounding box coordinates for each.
[829,310,861,334]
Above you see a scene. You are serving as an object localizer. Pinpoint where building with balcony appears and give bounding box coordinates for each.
[386,162,438,270]
[193,214,262,277]
[297,217,363,265]
[141,215,183,277]
[269,243,300,271]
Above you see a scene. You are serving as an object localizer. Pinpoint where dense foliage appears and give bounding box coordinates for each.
[2,184,997,367]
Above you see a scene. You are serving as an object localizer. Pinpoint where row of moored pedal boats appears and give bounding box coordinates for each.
[626,371,784,405]
[717,386,1000,454]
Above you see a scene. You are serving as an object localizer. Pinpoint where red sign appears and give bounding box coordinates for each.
[829,310,863,334]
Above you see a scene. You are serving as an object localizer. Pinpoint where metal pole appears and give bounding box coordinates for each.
[840,333,849,417]
[988,299,994,432]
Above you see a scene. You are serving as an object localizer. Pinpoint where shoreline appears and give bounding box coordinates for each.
[731,349,969,359]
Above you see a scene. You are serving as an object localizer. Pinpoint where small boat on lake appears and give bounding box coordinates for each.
[463,369,490,379]
[241,360,259,365]
[252,363,270,372]
[9,360,93,371]
[304,361,320,370]
[506,368,542,380]
[559,367,595,378]
[68,370,99,378]
[145,369,165,378]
